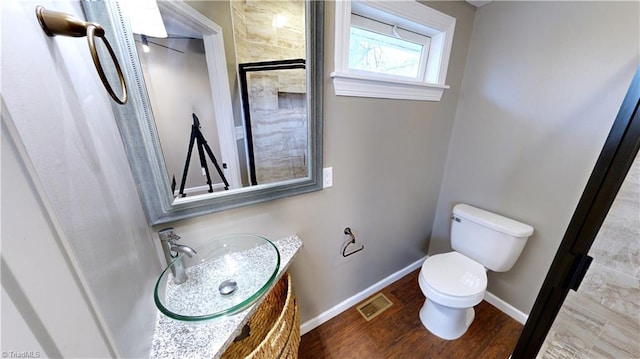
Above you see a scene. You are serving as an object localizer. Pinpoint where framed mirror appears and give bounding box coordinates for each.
[83,0,323,225]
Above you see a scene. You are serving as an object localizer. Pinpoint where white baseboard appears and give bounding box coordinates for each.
[300,255,529,335]
[173,183,226,196]
[483,291,528,324]
[300,256,427,335]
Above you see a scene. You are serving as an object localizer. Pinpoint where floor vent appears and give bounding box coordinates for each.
[356,293,393,321]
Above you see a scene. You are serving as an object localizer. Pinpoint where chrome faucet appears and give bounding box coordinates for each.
[158,228,197,284]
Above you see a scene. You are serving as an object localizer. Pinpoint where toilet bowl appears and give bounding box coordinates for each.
[418,204,533,340]
[418,252,487,340]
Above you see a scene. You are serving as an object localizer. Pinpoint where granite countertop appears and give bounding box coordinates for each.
[150,235,303,358]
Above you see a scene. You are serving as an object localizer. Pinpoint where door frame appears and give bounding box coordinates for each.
[512,66,640,358]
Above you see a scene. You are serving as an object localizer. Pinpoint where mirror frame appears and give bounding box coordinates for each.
[83,1,323,225]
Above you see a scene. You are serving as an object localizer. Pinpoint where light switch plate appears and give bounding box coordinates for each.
[323,167,333,188]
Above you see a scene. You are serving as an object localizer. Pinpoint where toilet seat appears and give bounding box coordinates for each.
[419,252,487,308]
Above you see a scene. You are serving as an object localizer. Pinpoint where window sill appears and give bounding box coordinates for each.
[330,71,449,101]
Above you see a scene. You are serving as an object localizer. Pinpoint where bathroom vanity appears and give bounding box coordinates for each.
[150,235,303,358]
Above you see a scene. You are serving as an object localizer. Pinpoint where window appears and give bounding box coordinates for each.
[349,14,430,80]
[331,1,456,101]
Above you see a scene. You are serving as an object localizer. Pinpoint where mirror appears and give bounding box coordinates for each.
[83,1,323,225]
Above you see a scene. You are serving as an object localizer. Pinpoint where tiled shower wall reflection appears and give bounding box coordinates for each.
[539,154,640,359]
[232,1,308,184]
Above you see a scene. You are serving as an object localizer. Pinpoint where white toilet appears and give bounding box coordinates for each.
[418,203,533,340]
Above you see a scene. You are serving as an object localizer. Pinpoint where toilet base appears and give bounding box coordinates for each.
[419,298,475,340]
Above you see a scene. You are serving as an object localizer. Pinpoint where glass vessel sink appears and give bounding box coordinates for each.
[154,234,280,321]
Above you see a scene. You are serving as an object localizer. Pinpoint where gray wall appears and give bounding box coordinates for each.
[430,1,640,314]
[156,0,477,325]
[137,37,224,191]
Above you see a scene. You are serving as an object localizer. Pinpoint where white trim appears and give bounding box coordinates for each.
[466,0,492,8]
[300,256,428,335]
[484,291,529,324]
[173,183,227,197]
[234,126,245,140]
[331,72,448,101]
[158,1,242,190]
[204,33,242,189]
[332,0,455,101]
[334,1,353,74]
[353,0,456,85]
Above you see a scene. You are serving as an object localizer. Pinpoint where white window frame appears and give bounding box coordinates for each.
[331,0,456,101]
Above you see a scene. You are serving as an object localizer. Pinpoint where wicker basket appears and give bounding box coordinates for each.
[221,273,300,359]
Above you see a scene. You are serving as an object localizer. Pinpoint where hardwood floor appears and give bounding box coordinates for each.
[298,269,523,359]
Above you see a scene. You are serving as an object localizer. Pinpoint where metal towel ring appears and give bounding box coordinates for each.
[86,25,127,104]
[35,6,128,105]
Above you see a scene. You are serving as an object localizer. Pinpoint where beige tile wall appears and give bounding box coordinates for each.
[231,0,308,184]
[539,154,640,359]
[232,0,305,64]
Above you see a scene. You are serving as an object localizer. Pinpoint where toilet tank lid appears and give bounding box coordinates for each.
[453,204,534,237]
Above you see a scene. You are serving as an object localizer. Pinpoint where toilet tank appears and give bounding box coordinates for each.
[451,204,534,272]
